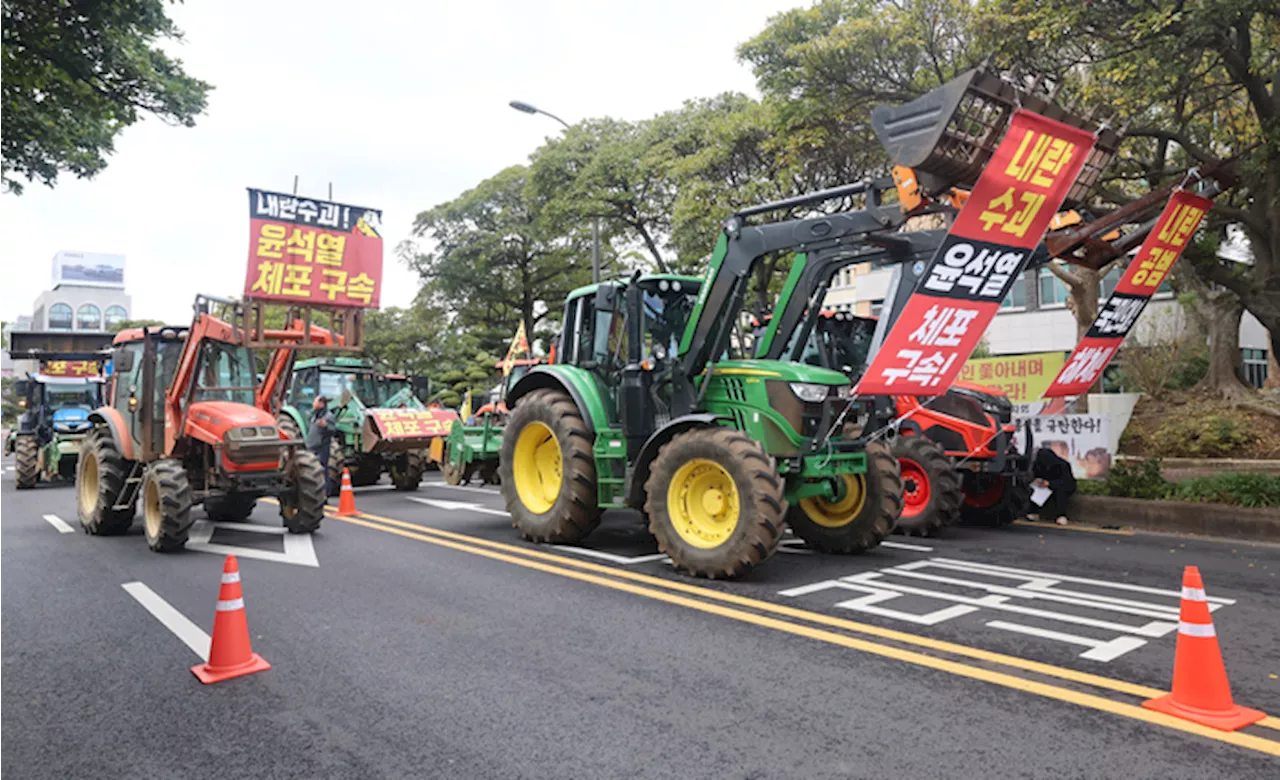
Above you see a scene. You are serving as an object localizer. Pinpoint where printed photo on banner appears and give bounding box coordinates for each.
[243,187,385,309]
[1022,414,1113,480]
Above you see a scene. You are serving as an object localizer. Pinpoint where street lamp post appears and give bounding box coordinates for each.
[509,100,601,284]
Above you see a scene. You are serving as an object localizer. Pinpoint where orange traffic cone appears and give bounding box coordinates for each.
[1142,565,1265,730]
[191,554,271,684]
[335,467,357,517]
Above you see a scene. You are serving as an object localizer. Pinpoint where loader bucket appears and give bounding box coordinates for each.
[871,67,1120,207]
[361,408,459,454]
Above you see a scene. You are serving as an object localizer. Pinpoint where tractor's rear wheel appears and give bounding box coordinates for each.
[645,427,784,579]
[141,459,194,552]
[280,449,326,533]
[498,389,601,543]
[350,460,382,487]
[276,414,301,442]
[958,473,1031,526]
[77,429,135,535]
[786,441,902,553]
[327,439,345,496]
[890,436,962,537]
[14,434,38,489]
[204,493,257,522]
[391,451,426,491]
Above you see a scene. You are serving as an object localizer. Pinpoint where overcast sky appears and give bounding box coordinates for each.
[0,0,805,325]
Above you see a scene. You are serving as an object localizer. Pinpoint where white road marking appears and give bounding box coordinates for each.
[121,582,211,661]
[985,620,1148,662]
[930,557,1236,605]
[42,514,75,534]
[881,541,934,552]
[406,496,509,517]
[554,546,672,565]
[351,484,394,494]
[422,481,501,495]
[186,520,318,567]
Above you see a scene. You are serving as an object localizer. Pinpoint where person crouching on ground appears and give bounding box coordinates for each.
[307,395,338,495]
[1028,446,1077,525]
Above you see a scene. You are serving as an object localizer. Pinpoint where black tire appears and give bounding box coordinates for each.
[644,427,785,579]
[14,433,38,489]
[890,436,963,537]
[498,389,601,543]
[276,413,301,442]
[204,493,257,522]
[350,459,382,487]
[958,473,1031,526]
[480,463,500,485]
[786,441,902,553]
[326,439,345,497]
[141,459,194,552]
[280,449,326,533]
[390,451,426,491]
[77,428,135,535]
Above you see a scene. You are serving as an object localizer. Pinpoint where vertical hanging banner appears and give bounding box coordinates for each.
[1043,189,1212,397]
[855,110,1096,395]
[243,188,384,308]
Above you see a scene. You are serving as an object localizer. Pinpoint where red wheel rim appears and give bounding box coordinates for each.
[899,458,930,517]
[964,476,1006,508]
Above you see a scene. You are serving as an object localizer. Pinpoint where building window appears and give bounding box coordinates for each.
[1102,263,1172,298]
[77,303,102,330]
[1001,272,1027,310]
[1241,348,1269,389]
[1038,267,1070,307]
[104,305,128,329]
[48,303,73,330]
[870,299,884,317]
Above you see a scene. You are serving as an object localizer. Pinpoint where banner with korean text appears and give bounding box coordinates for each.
[40,359,101,378]
[1042,189,1212,397]
[854,110,1096,395]
[244,188,384,308]
[957,351,1066,404]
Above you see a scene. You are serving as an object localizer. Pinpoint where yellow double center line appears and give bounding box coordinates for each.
[326,506,1280,757]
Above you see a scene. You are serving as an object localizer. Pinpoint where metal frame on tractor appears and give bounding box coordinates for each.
[76,295,333,551]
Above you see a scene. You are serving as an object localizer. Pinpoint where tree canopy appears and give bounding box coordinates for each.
[2,0,212,194]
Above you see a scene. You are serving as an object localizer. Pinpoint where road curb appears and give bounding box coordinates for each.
[1067,494,1280,542]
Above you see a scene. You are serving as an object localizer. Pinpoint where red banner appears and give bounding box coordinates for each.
[855,110,1097,395]
[243,188,384,308]
[1043,189,1212,397]
[41,359,100,377]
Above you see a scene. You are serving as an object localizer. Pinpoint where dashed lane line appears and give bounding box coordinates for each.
[42,514,75,533]
[121,582,210,661]
[330,510,1280,757]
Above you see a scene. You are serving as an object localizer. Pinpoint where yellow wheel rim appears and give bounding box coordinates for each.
[143,478,162,540]
[666,458,741,549]
[79,452,99,517]
[512,421,562,514]
[800,474,867,528]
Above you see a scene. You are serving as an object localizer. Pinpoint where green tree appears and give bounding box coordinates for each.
[404,165,597,353]
[2,0,213,194]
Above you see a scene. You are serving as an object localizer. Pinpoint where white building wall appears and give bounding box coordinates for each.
[33,286,132,331]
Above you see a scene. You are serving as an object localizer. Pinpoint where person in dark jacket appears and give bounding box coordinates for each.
[306,395,338,495]
[1028,446,1077,524]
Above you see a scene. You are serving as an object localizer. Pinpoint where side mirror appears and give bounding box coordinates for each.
[594,283,619,312]
[411,375,431,401]
[113,348,135,373]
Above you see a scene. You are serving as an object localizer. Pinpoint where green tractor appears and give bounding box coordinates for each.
[5,331,114,489]
[439,358,541,486]
[498,181,934,579]
[273,356,443,493]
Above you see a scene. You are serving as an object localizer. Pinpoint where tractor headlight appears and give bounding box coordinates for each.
[258,426,277,438]
[227,426,276,441]
[789,382,830,403]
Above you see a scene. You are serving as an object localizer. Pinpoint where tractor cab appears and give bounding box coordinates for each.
[287,356,379,414]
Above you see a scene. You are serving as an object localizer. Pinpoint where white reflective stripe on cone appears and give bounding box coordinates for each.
[221,572,241,584]
[216,598,245,612]
[1181,587,1207,601]
[1179,621,1216,638]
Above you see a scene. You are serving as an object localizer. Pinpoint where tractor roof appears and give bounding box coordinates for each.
[566,274,702,302]
[295,356,375,370]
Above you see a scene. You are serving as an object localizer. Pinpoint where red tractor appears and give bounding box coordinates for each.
[77,296,328,551]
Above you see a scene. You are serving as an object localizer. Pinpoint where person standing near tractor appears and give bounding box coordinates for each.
[307,395,337,495]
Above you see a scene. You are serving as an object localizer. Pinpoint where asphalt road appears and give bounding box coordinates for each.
[3,454,1279,778]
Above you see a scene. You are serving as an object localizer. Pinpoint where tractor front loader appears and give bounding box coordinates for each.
[6,331,114,489]
[76,296,333,551]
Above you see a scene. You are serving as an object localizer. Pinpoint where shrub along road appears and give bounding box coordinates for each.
[3,455,1280,778]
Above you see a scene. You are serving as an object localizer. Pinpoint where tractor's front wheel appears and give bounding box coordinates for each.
[13,433,38,489]
[280,449,326,533]
[326,439,345,496]
[141,459,194,552]
[498,389,600,543]
[958,473,1030,526]
[391,451,426,491]
[786,441,902,553]
[890,436,962,537]
[644,427,785,579]
[77,429,135,535]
